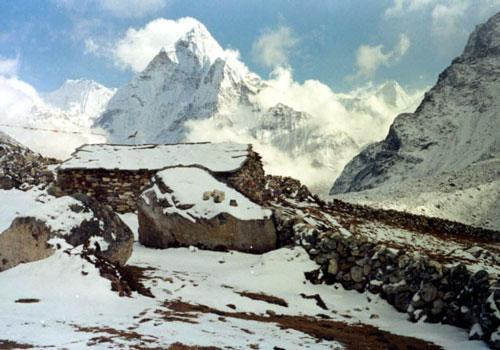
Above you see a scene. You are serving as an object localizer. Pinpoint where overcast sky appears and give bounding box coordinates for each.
[0,0,499,92]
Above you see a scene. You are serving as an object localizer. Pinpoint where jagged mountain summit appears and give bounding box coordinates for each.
[97,21,261,144]
[331,12,500,230]
[44,79,116,127]
[95,18,420,194]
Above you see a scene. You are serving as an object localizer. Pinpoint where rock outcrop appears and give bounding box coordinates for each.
[138,167,276,253]
[332,12,500,195]
[0,217,53,272]
[0,193,133,272]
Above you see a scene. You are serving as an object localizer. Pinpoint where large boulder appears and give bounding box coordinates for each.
[0,192,133,272]
[138,167,276,253]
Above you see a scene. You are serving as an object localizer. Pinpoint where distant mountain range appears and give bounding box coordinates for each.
[1,19,423,193]
[91,19,420,192]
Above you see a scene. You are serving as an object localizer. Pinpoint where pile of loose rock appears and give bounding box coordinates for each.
[0,139,56,190]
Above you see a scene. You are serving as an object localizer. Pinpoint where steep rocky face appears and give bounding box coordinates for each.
[94,19,422,195]
[0,131,56,190]
[97,24,261,144]
[330,12,500,226]
[250,103,359,190]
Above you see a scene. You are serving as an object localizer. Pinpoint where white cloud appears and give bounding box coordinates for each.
[84,38,100,55]
[0,56,19,77]
[112,17,233,72]
[431,2,469,41]
[355,34,410,78]
[100,0,167,19]
[385,0,434,17]
[186,67,425,193]
[252,26,298,68]
[384,0,500,43]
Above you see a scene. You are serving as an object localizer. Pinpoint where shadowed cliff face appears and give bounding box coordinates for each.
[331,12,500,195]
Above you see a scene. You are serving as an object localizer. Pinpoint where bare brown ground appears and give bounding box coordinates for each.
[164,300,443,350]
[14,298,40,304]
[0,340,33,349]
[167,343,221,350]
[236,291,289,307]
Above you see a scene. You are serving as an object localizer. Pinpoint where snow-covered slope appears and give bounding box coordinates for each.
[44,79,116,127]
[0,240,485,349]
[330,12,500,230]
[97,21,261,144]
[0,130,25,149]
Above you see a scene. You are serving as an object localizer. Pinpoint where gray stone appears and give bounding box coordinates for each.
[350,265,364,283]
[421,283,438,303]
[327,258,338,275]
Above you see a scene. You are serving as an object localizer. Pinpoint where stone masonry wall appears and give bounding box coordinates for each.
[304,230,500,349]
[218,149,267,205]
[54,169,155,213]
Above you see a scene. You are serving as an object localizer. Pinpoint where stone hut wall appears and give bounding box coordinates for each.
[54,169,156,213]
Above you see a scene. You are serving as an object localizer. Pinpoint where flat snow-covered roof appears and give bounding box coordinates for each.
[59,142,250,173]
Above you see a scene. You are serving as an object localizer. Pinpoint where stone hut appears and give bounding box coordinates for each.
[53,142,266,213]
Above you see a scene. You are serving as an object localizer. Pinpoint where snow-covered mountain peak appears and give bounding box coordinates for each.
[44,79,116,124]
[330,12,500,229]
[174,23,226,65]
[97,23,259,144]
[375,80,410,108]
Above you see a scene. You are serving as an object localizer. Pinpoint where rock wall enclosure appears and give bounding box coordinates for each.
[263,175,500,348]
[9,138,498,347]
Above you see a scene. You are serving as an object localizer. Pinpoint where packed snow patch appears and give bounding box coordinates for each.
[0,189,92,234]
[150,167,271,222]
[0,243,486,349]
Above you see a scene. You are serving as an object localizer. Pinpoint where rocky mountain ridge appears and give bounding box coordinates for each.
[0,130,56,190]
[331,12,500,230]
